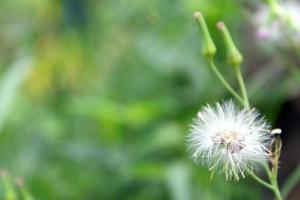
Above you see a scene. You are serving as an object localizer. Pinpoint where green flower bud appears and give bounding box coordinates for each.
[217,21,243,67]
[193,11,216,59]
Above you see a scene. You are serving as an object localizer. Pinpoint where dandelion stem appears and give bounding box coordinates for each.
[234,66,250,109]
[248,169,283,200]
[272,181,283,200]
[262,162,283,200]
[208,60,245,106]
[268,175,283,200]
[246,169,273,189]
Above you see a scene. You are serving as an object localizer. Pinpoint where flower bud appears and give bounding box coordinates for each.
[193,11,216,59]
[217,21,243,67]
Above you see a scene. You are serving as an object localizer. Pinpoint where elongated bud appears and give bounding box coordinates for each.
[217,22,243,67]
[193,11,216,59]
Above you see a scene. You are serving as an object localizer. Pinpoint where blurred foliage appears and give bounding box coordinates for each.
[0,0,294,199]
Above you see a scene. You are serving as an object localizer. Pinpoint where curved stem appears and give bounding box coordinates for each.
[235,66,250,109]
[208,60,245,106]
[263,162,273,180]
[249,163,283,200]
[282,165,300,198]
[246,169,273,189]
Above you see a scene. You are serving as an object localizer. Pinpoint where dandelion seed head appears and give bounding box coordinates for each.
[187,100,272,180]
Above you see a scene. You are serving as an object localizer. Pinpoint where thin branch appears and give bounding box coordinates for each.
[246,169,273,189]
[235,66,250,109]
[208,60,245,106]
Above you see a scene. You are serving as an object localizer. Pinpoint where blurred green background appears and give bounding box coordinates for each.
[0,0,297,199]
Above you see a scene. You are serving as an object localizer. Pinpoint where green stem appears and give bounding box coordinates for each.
[271,179,283,200]
[264,163,283,200]
[208,60,245,106]
[282,165,300,198]
[246,169,273,189]
[263,162,273,181]
[235,66,250,109]
[248,163,283,200]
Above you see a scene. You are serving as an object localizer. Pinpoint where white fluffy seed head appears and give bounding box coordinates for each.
[187,100,272,180]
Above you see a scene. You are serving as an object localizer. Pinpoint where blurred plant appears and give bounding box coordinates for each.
[0,0,294,199]
[0,56,32,131]
[250,0,300,88]
[0,170,34,200]
[16,178,34,200]
[0,170,17,200]
[188,11,300,200]
[253,0,300,44]
[231,0,300,126]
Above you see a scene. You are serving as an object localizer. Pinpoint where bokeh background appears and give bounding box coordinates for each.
[0,0,299,199]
